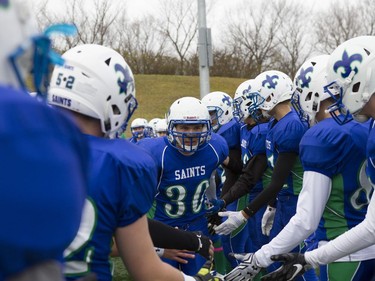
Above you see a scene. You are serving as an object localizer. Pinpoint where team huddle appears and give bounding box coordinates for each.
[2,1,375,281]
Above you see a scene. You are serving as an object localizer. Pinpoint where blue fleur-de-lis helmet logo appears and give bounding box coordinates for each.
[115,63,134,95]
[242,84,252,95]
[296,66,313,88]
[333,50,363,79]
[222,95,232,106]
[262,75,278,89]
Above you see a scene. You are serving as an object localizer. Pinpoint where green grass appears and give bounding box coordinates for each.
[125,74,246,137]
[112,257,132,281]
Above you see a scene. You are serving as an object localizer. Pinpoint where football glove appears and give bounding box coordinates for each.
[214,211,247,235]
[194,231,212,260]
[206,213,222,235]
[261,206,276,236]
[261,253,311,281]
[206,199,226,214]
[224,253,261,281]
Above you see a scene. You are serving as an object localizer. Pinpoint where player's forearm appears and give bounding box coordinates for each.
[222,148,243,174]
[256,171,331,267]
[242,152,297,218]
[305,193,375,267]
[148,219,200,251]
[221,154,267,205]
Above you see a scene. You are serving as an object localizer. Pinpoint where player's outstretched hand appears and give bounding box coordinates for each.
[261,253,311,281]
[224,253,261,281]
[206,212,222,235]
[261,206,276,236]
[214,211,247,235]
[194,231,214,260]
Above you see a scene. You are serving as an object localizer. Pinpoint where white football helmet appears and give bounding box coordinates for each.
[0,0,71,97]
[167,97,212,153]
[155,118,168,137]
[148,118,162,137]
[292,55,330,126]
[201,91,233,132]
[48,44,137,138]
[342,51,375,122]
[325,36,375,124]
[131,118,149,138]
[233,79,258,122]
[253,70,294,113]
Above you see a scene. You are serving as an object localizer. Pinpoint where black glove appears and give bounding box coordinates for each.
[206,213,222,235]
[261,253,311,281]
[194,260,223,281]
[194,231,212,260]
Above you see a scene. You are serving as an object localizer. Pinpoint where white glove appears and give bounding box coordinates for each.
[224,253,261,281]
[214,211,247,235]
[261,206,276,236]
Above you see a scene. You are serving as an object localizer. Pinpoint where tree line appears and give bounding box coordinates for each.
[35,0,375,79]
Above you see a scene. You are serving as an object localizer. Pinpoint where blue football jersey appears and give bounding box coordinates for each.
[138,133,228,226]
[266,110,308,196]
[217,119,241,150]
[240,122,272,193]
[367,120,375,186]
[299,118,370,241]
[216,119,241,192]
[64,136,157,280]
[0,85,88,279]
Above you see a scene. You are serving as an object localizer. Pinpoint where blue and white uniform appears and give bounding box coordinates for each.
[64,136,157,281]
[256,118,375,281]
[139,133,228,275]
[0,85,88,280]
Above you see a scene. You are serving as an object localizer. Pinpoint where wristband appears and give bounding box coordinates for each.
[243,206,255,217]
[155,247,165,257]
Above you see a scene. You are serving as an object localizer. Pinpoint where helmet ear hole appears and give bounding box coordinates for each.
[112,104,120,115]
[305,92,312,102]
[352,82,360,93]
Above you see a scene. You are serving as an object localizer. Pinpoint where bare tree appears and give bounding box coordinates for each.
[34,0,126,52]
[226,0,287,77]
[115,15,168,74]
[273,1,314,78]
[313,0,364,54]
[157,0,198,75]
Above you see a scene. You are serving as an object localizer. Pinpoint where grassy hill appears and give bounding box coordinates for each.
[125,74,246,137]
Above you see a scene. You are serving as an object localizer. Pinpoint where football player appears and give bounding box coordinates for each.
[213,71,315,281]
[48,44,219,281]
[0,1,88,280]
[263,37,375,281]
[137,96,229,275]
[202,91,244,272]
[128,117,151,143]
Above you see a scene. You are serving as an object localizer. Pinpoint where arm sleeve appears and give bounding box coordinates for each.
[255,171,331,267]
[147,219,199,251]
[221,148,243,195]
[221,153,268,205]
[243,152,297,217]
[305,190,375,268]
[205,170,217,200]
[222,148,243,174]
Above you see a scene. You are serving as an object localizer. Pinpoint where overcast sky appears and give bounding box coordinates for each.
[125,0,332,24]
[124,0,333,42]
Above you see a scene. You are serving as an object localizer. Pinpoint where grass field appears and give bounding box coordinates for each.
[112,257,132,281]
[124,74,246,137]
